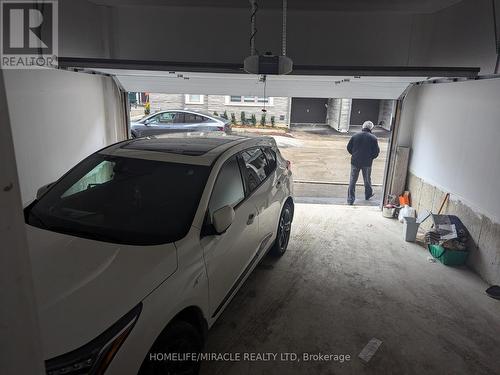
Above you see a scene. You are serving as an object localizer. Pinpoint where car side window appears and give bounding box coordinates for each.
[184,113,205,123]
[208,156,245,217]
[262,147,277,176]
[239,148,269,193]
[173,112,184,123]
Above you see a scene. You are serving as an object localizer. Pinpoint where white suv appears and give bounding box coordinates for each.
[25,133,293,375]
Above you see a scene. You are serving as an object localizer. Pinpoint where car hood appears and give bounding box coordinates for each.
[26,225,178,359]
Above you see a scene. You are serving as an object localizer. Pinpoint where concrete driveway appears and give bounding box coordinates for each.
[273,126,389,205]
[201,204,500,375]
[275,127,389,184]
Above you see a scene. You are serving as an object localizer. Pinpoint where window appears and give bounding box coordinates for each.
[209,156,245,216]
[184,113,207,123]
[185,94,204,104]
[239,148,269,193]
[26,154,210,245]
[226,96,274,106]
[262,147,277,176]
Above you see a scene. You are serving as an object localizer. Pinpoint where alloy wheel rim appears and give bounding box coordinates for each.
[278,208,291,252]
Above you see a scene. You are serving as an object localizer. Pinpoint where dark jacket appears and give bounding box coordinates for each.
[347,129,380,167]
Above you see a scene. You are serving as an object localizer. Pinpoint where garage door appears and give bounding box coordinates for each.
[290,98,328,124]
[350,99,381,125]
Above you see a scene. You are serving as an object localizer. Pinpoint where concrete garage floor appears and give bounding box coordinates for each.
[201,204,500,375]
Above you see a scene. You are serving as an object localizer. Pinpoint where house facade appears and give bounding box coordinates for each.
[148,93,395,131]
[149,94,291,126]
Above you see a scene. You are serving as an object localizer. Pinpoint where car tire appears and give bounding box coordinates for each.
[269,202,293,257]
[138,320,203,375]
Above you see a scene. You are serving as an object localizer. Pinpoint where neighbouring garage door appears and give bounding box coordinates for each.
[350,99,381,126]
[290,98,327,124]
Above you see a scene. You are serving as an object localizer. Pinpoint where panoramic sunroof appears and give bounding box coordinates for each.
[122,136,241,156]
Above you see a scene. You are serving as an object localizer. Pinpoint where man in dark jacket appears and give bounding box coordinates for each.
[346,121,380,205]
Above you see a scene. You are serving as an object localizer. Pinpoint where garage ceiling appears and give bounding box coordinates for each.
[90,0,463,14]
[89,68,432,99]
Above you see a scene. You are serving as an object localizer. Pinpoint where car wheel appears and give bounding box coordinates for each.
[138,320,203,375]
[270,202,293,257]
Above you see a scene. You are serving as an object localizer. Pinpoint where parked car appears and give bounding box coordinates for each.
[25,133,293,375]
[130,110,231,137]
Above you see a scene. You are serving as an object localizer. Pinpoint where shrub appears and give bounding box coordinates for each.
[222,110,228,119]
[270,115,276,127]
[241,111,246,124]
[260,113,266,126]
[213,111,219,116]
[230,112,237,125]
[251,113,257,126]
[144,102,150,115]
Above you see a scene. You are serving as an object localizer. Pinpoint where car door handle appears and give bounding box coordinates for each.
[247,213,256,225]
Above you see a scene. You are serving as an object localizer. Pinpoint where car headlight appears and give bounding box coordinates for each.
[45,303,142,375]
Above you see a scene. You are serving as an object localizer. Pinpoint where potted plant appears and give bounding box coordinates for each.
[231,112,237,125]
[270,115,276,127]
[222,110,228,120]
[213,111,219,116]
[241,111,246,125]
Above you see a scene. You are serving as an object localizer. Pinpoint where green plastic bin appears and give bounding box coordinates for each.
[428,244,468,266]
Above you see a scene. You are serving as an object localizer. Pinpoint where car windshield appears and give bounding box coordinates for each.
[26,154,210,245]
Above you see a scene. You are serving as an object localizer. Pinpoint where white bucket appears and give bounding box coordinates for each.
[383,206,395,218]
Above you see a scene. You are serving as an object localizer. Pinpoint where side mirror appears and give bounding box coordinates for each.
[36,182,54,199]
[212,205,235,234]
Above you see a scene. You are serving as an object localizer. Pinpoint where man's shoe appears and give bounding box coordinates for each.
[347,201,354,205]
[366,194,374,200]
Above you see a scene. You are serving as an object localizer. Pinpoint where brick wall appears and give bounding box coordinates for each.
[149,94,184,112]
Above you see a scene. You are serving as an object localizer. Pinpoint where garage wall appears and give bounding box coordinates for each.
[4,69,127,206]
[398,78,500,284]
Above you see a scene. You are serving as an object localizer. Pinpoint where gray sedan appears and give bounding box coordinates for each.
[130,110,231,138]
